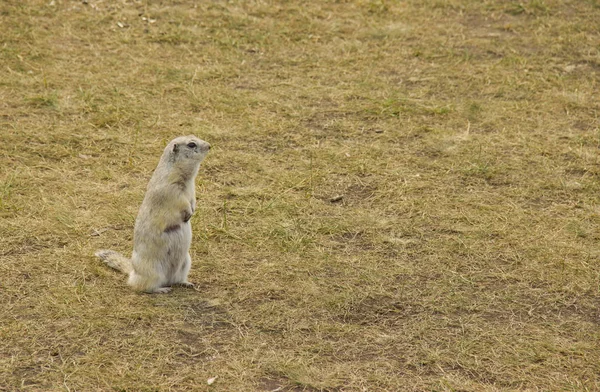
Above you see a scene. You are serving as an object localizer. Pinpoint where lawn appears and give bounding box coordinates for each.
[1,0,599,390]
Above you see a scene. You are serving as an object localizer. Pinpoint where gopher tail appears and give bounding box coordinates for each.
[95,250,133,274]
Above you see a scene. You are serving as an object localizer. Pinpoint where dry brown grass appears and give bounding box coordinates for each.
[2,0,600,390]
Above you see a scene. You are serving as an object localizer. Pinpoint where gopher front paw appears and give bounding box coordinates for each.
[182,209,192,223]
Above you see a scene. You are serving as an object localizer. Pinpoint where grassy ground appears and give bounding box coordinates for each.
[1,0,599,390]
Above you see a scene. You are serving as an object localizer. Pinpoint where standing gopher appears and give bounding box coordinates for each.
[96,135,211,293]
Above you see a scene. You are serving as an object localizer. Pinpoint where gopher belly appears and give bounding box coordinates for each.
[163,221,192,281]
[130,221,192,288]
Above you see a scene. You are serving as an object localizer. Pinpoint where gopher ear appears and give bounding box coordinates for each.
[173,143,179,153]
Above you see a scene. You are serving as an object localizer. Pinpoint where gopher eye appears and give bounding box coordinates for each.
[187,142,197,149]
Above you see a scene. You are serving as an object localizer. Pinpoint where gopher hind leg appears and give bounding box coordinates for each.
[170,253,194,288]
[128,271,171,294]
